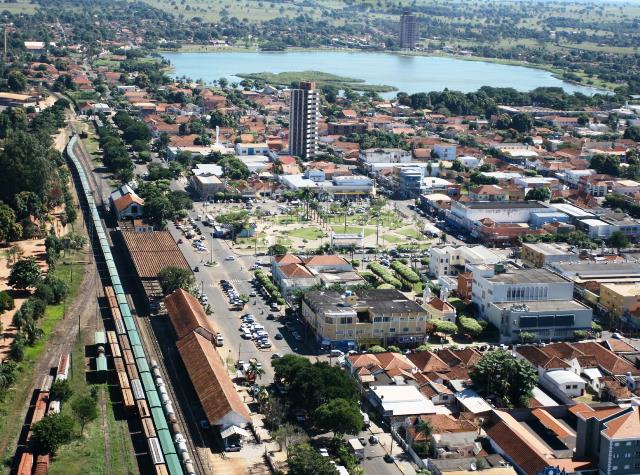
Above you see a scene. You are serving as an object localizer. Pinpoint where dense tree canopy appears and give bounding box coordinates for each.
[470,350,537,407]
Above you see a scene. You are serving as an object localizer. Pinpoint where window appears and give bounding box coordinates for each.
[336,330,344,335]
[403,327,409,333]
[389,328,396,333]
[612,466,618,471]
[626,442,632,446]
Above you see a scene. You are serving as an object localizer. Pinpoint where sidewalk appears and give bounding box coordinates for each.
[370,421,417,475]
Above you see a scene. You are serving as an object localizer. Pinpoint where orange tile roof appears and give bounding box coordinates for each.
[278,263,314,278]
[113,193,144,213]
[602,408,640,439]
[408,351,449,373]
[531,408,574,439]
[176,332,251,426]
[164,289,216,341]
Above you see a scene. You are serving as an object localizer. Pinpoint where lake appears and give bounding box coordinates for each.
[161,50,603,97]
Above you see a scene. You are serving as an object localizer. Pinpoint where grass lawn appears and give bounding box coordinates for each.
[49,332,136,474]
[0,248,86,464]
[396,227,424,240]
[381,234,404,244]
[286,227,324,240]
[331,225,376,237]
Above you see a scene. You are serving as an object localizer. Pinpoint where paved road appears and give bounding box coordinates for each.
[167,217,319,385]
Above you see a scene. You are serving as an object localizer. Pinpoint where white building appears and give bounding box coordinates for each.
[472,267,592,343]
[559,169,595,188]
[428,245,502,277]
[433,144,457,160]
[368,385,435,421]
[235,142,271,156]
[359,148,412,164]
[456,155,482,169]
[448,201,549,231]
[540,369,586,399]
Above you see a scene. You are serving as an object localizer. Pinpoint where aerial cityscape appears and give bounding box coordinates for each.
[1,1,640,475]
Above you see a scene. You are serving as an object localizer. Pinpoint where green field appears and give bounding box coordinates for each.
[0,248,86,464]
[237,71,396,93]
[49,333,136,475]
[286,227,325,240]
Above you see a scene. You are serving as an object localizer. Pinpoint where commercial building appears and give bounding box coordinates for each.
[288,81,319,159]
[429,245,503,277]
[399,11,418,50]
[521,242,578,268]
[279,173,373,198]
[447,200,549,231]
[190,173,224,200]
[599,283,640,322]
[301,289,429,350]
[359,148,412,165]
[109,185,144,221]
[472,268,592,342]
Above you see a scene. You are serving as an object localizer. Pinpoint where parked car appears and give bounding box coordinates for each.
[369,435,379,444]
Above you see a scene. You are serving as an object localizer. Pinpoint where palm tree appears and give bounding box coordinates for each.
[23,320,44,345]
[247,360,265,386]
[0,360,17,391]
[341,199,350,232]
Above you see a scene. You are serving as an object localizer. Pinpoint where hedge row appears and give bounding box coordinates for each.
[390,261,420,284]
[254,269,285,304]
[367,262,402,289]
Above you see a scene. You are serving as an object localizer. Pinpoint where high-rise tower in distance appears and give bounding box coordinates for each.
[288,81,319,159]
[400,11,418,50]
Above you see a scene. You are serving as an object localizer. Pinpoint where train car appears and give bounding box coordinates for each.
[32,392,49,426]
[113,356,126,374]
[111,305,122,323]
[148,437,165,465]
[141,416,156,439]
[33,454,50,475]
[117,371,130,390]
[56,353,71,382]
[16,452,33,475]
[47,400,60,416]
[131,379,145,401]
[94,331,107,346]
[122,349,135,367]
[106,331,118,345]
[155,463,169,475]
[122,387,135,409]
[126,363,139,381]
[118,334,131,352]
[113,316,126,336]
[136,398,151,419]
[39,375,53,393]
[110,342,122,359]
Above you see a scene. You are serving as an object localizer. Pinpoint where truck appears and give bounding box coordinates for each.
[205,214,214,226]
[347,438,364,461]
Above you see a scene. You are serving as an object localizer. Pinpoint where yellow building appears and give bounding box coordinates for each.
[599,283,640,319]
[301,289,429,350]
[521,242,577,268]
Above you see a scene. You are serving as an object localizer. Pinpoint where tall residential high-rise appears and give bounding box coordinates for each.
[288,81,319,159]
[399,11,417,50]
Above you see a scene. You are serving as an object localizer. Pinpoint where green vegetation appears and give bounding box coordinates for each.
[254,269,285,305]
[48,334,136,474]
[158,266,195,295]
[470,350,538,408]
[237,71,396,93]
[367,262,402,289]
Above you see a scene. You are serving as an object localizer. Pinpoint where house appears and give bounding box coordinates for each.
[109,185,144,220]
[367,384,435,422]
[469,185,509,201]
[423,297,457,323]
[429,245,502,277]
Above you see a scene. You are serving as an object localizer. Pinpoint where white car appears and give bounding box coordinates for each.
[225,256,235,261]
[319,448,329,457]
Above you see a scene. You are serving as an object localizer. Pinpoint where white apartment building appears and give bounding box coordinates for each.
[428,245,502,277]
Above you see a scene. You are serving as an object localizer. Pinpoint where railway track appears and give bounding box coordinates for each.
[136,310,210,475]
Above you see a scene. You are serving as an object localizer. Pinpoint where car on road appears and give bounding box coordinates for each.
[383,454,395,463]
[225,255,235,261]
[274,333,283,340]
[249,291,257,297]
[266,313,275,320]
[369,435,379,444]
[271,353,283,359]
[193,266,199,272]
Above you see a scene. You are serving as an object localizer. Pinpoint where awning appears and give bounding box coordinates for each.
[220,425,250,439]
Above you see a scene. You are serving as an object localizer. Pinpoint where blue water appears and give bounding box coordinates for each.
[162,50,604,97]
